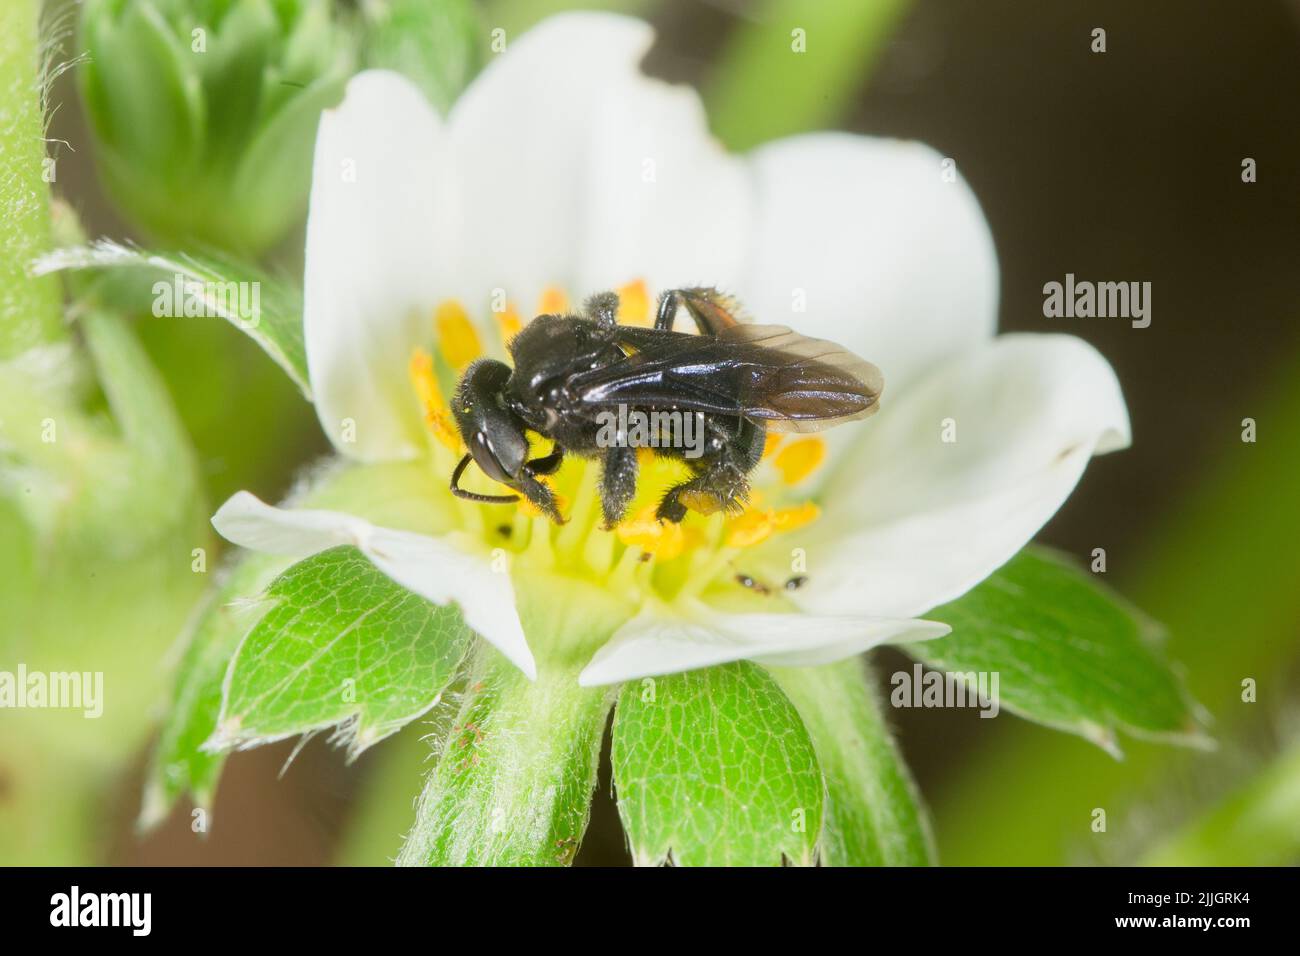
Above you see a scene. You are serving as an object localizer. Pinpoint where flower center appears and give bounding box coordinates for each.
[407,282,827,604]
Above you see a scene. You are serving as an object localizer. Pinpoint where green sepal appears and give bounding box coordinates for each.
[612,661,823,866]
[32,240,311,397]
[206,545,474,759]
[920,547,1208,755]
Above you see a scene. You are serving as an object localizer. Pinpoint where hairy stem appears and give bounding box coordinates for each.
[0,0,64,357]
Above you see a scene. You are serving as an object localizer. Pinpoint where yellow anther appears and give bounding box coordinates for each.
[725,502,820,549]
[617,506,687,561]
[725,509,774,549]
[616,279,651,326]
[495,301,522,348]
[771,501,820,533]
[537,285,569,315]
[773,436,826,485]
[761,433,784,461]
[434,300,482,371]
[408,349,461,452]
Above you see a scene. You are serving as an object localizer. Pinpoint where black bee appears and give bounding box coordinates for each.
[449,287,882,527]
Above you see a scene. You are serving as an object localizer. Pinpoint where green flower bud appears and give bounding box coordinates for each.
[79,0,354,254]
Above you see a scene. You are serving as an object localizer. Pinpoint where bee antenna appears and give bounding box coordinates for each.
[450,454,522,504]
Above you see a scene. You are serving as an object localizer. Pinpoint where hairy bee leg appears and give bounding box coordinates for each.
[582,291,620,328]
[516,470,565,524]
[654,287,745,334]
[599,445,638,529]
[655,417,763,524]
[655,464,750,524]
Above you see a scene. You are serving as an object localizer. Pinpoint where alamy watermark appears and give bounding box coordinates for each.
[594,404,705,459]
[890,663,1000,718]
[152,273,261,329]
[1042,273,1150,328]
[50,886,150,936]
[0,664,103,718]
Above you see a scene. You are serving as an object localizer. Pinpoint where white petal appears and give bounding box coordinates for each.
[577,604,948,686]
[303,70,447,461]
[572,49,751,296]
[444,13,751,309]
[796,334,1130,619]
[739,133,998,398]
[212,492,536,679]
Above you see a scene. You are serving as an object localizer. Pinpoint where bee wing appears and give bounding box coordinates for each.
[575,324,882,433]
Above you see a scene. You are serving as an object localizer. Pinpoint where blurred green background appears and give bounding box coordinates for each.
[20,0,1300,865]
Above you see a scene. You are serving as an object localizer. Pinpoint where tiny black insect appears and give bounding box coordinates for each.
[449,286,883,527]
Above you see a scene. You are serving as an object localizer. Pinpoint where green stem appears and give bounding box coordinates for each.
[1141,744,1300,866]
[395,646,614,866]
[708,0,913,151]
[0,0,64,357]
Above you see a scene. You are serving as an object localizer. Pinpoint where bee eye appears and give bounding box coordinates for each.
[471,431,513,484]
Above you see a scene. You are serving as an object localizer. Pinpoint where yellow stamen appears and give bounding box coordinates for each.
[435,300,482,371]
[616,279,651,326]
[761,433,784,461]
[725,502,820,549]
[773,436,826,485]
[408,349,461,452]
[537,286,569,315]
[616,506,687,561]
[495,301,522,348]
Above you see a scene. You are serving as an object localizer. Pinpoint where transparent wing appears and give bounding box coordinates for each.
[574,324,883,433]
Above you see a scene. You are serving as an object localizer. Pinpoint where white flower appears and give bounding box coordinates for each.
[213,13,1130,687]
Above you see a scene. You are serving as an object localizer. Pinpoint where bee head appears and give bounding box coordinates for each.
[451,360,531,495]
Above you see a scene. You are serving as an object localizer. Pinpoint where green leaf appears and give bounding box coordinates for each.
[362,0,482,114]
[770,658,933,865]
[612,661,823,866]
[397,646,613,866]
[31,240,311,396]
[918,547,1206,754]
[141,549,285,826]
[207,546,473,759]
[141,460,456,826]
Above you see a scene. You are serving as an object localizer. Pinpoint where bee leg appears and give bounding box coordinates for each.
[515,470,565,524]
[582,291,620,328]
[526,444,565,476]
[654,287,745,334]
[599,445,638,529]
[656,464,750,524]
[656,419,761,523]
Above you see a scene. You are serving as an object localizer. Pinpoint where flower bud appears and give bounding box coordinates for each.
[79,0,354,254]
